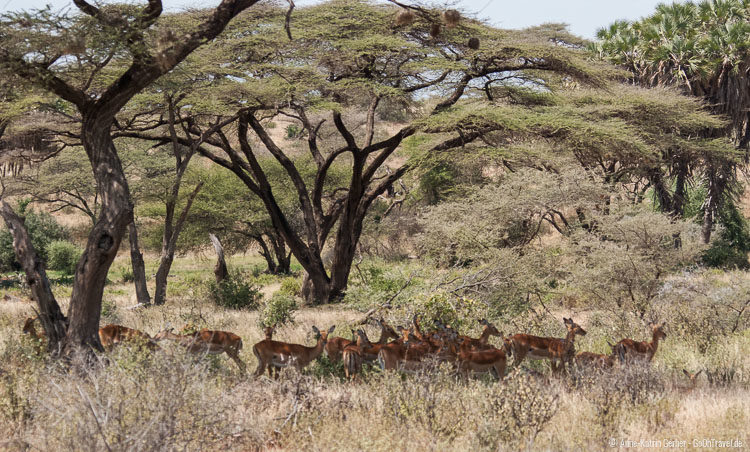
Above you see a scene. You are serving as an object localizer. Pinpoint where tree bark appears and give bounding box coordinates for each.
[209,233,228,283]
[0,201,68,355]
[64,122,132,356]
[128,220,151,306]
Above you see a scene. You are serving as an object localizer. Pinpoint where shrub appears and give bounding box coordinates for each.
[278,276,301,297]
[0,206,68,272]
[259,293,297,328]
[46,241,82,275]
[206,271,262,310]
[120,268,135,283]
[404,291,486,332]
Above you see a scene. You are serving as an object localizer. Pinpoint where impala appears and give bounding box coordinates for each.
[457,337,507,380]
[462,319,504,351]
[357,318,401,362]
[22,316,46,342]
[342,329,367,381]
[252,325,335,378]
[154,328,245,372]
[676,369,702,393]
[612,322,666,363]
[574,351,614,369]
[377,328,418,371]
[99,324,157,351]
[325,317,397,362]
[506,317,587,373]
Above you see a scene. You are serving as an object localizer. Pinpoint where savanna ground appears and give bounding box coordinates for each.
[0,251,747,452]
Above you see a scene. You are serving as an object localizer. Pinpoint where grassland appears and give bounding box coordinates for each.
[0,252,748,451]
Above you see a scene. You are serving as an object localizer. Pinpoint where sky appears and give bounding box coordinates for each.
[0,0,671,39]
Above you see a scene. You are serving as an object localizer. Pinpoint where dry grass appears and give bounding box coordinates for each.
[0,254,748,451]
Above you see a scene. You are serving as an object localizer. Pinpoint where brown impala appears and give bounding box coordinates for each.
[506,317,587,373]
[99,324,158,351]
[325,318,398,362]
[356,319,401,362]
[612,322,667,363]
[342,329,367,381]
[154,328,245,372]
[574,351,614,370]
[457,337,507,380]
[252,325,335,378]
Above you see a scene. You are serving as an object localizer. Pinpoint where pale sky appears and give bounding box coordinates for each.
[0,0,671,39]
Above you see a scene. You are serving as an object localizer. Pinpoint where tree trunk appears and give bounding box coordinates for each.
[301,270,331,305]
[0,201,68,355]
[209,233,228,283]
[271,232,291,274]
[701,195,715,244]
[254,234,278,274]
[63,123,132,357]
[128,221,151,306]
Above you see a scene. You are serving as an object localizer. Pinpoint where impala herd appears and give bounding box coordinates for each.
[20,314,681,383]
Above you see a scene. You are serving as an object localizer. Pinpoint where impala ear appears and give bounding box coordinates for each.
[479,318,488,325]
[683,369,690,377]
[312,326,320,335]
[695,370,703,378]
[328,325,336,334]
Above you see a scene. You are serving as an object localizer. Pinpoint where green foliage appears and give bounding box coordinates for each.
[702,199,750,269]
[259,292,297,328]
[417,162,458,205]
[46,240,82,275]
[120,268,135,283]
[285,124,301,139]
[278,276,301,297]
[403,291,486,332]
[0,206,69,272]
[206,271,262,310]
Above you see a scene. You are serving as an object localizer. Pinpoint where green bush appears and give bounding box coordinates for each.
[46,241,82,274]
[259,293,297,327]
[701,201,750,269]
[278,276,301,297]
[0,204,69,272]
[206,271,262,310]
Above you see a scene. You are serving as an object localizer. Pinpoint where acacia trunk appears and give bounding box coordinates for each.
[0,201,68,355]
[64,121,132,357]
[128,221,151,306]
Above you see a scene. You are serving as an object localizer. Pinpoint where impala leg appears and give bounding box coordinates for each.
[227,350,246,373]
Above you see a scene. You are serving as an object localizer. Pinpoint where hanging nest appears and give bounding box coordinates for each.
[395,9,415,26]
[430,23,442,38]
[468,37,480,50]
[443,9,460,29]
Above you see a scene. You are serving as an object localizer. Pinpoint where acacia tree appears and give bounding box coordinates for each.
[123,1,605,303]
[0,0,260,356]
[179,164,309,275]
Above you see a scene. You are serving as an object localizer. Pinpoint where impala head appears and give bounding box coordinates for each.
[355,329,372,346]
[312,325,335,343]
[650,322,667,340]
[563,317,587,337]
[22,316,37,334]
[682,369,702,381]
[502,337,513,356]
[263,326,274,340]
[377,318,399,340]
[403,332,420,346]
[480,319,503,338]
